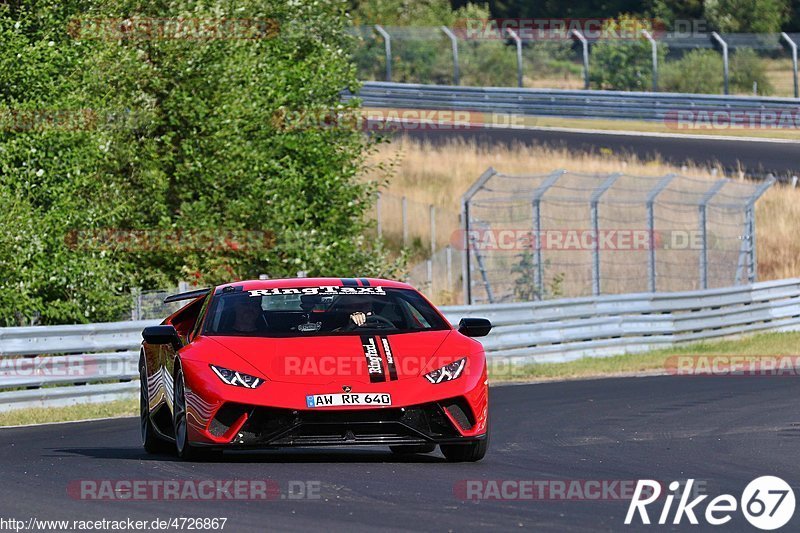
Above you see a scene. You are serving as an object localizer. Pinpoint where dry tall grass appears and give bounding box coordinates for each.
[362,137,800,283]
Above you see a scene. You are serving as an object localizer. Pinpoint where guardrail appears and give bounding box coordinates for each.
[345,81,800,122]
[2,278,800,411]
[0,320,159,411]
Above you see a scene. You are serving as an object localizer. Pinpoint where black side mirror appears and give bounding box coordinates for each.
[142,325,182,349]
[457,318,492,337]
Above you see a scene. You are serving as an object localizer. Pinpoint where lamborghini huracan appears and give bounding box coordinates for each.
[139,278,492,461]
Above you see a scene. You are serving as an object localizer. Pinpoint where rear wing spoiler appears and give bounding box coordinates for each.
[163,288,211,304]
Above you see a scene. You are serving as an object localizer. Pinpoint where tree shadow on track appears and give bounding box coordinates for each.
[50,447,447,464]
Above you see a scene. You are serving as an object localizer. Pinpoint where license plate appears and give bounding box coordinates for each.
[305,393,392,408]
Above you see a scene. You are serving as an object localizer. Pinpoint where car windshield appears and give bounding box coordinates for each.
[203,286,450,337]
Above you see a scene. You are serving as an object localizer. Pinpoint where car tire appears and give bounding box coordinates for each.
[173,366,221,461]
[389,444,437,455]
[140,363,172,454]
[440,437,488,462]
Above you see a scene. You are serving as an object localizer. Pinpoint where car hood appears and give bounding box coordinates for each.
[205,330,455,385]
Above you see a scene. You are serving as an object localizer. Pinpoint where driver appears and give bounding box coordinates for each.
[342,295,373,327]
[231,296,266,333]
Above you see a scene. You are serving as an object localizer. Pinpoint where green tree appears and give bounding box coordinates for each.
[704,0,790,33]
[0,0,397,325]
[589,16,667,91]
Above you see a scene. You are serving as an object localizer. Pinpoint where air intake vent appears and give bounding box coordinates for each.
[442,398,475,431]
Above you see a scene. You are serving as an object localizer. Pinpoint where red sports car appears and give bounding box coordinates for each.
[140,278,492,461]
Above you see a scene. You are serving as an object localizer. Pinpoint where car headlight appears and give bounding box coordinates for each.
[210,365,263,389]
[424,357,467,384]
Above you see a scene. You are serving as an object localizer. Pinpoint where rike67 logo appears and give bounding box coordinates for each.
[625,477,795,530]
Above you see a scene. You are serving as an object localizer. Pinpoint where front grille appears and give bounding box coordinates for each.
[214,401,463,446]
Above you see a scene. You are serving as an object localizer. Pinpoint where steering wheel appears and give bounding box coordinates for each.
[362,314,394,328]
[342,313,394,331]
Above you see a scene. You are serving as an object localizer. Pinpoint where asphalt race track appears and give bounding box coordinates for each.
[1,375,798,532]
[396,127,800,180]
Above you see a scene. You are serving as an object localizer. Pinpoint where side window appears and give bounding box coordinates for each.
[171,296,207,340]
[399,298,431,328]
[188,293,213,342]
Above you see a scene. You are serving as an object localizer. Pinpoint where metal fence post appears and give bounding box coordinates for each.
[642,29,658,91]
[590,173,622,296]
[571,30,590,90]
[374,25,392,82]
[506,28,523,87]
[698,180,726,289]
[401,196,408,247]
[426,259,433,291]
[781,32,799,98]
[441,26,460,85]
[446,245,453,289]
[646,174,676,292]
[531,170,565,299]
[131,287,142,321]
[711,32,729,95]
[461,167,497,304]
[745,177,776,282]
[376,192,382,238]
[430,204,436,255]
[735,208,751,285]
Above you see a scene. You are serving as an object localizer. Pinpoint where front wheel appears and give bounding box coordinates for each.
[440,438,488,462]
[173,366,220,461]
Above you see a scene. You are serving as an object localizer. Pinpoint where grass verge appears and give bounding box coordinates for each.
[491,331,800,382]
[0,397,137,427]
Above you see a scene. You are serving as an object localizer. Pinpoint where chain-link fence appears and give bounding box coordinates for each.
[370,192,463,303]
[130,282,200,321]
[350,25,800,97]
[461,168,774,304]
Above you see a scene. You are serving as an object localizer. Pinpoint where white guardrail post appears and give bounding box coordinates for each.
[506,28,523,88]
[641,29,658,92]
[711,32,729,95]
[571,29,590,90]
[781,32,799,98]
[440,26,460,86]
[374,25,392,82]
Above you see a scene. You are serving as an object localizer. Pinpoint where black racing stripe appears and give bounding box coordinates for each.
[361,335,385,383]
[340,278,358,287]
[380,336,398,381]
[359,278,371,287]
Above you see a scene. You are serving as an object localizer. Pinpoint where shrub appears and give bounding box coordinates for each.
[661,48,773,95]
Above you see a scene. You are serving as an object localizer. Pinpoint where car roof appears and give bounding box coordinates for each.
[214,277,414,292]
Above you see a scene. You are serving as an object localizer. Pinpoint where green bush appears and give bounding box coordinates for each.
[730,48,773,95]
[589,17,667,91]
[0,0,399,325]
[661,49,725,94]
[661,48,773,95]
